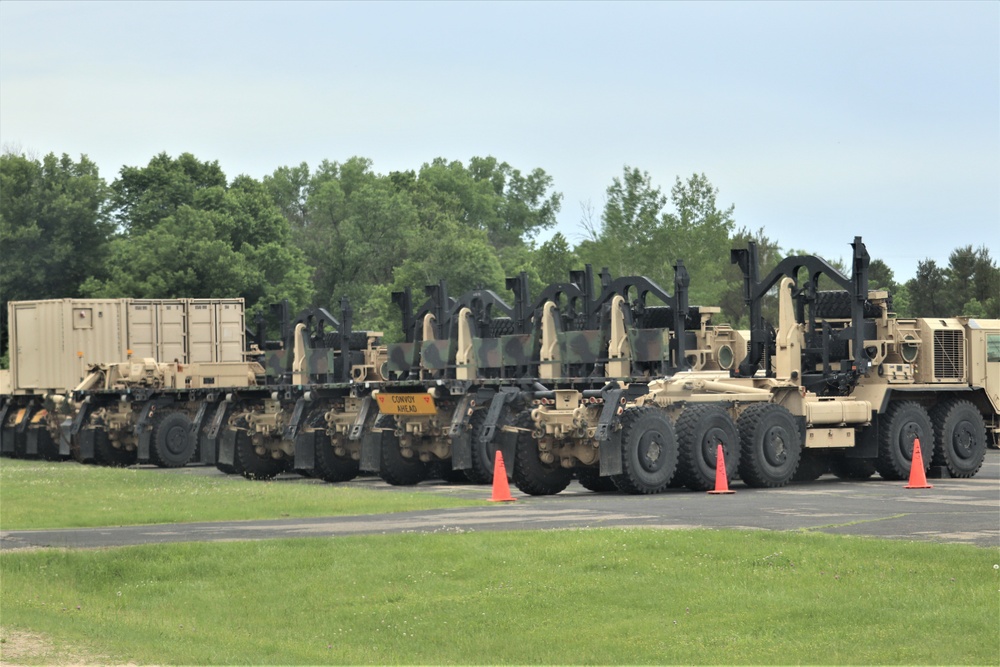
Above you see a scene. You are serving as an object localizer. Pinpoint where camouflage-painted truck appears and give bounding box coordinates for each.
[516,236,998,495]
[362,238,1000,495]
[359,263,744,491]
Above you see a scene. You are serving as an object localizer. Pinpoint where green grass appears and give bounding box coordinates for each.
[0,458,483,530]
[2,529,998,665]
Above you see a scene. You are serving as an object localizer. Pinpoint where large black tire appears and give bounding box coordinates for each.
[314,435,361,483]
[930,400,986,478]
[612,406,678,495]
[512,411,572,496]
[93,429,137,467]
[813,291,888,319]
[737,403,801,488]
[235,431,285,480]
[149,411,195,468]
[577,467,619,492]
[466,406,514,484]
[489,318,516,337]
[876,401,933,481]
[378,429,428,486]
[792,450,829,482]
[675,404,739,491]
[829,456,876,480]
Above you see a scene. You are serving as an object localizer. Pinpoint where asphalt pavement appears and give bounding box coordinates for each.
[2,450,998,551]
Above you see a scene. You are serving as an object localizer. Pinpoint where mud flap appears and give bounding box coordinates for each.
[451,430,472,471]
[294,430,317,471]
[360,429,383,473]
[0,401,12,454]
[78,428,96,462]
[218,428,237,466]
[190,400,211,464]
[25,427,40,456]
[204,401,232,465]
[134,402,158,462]
[59,419,73,457]
[599,429,623,477]
[448,393,475,471]
[496,428,518,480]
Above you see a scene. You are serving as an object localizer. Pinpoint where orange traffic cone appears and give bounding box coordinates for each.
[489,450,516,502]
[707,443,735,494]
[905,438,933,489]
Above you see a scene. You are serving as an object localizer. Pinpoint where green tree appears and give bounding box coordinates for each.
[945,245,999,317]
[0,151,114,361]
[533,232,579,287]
[906,259,949,316]
[84,154,312,320]
[659,173,737,309]
[111,152,227,234]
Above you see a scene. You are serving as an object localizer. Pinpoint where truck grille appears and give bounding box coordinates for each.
[933,330,964,380]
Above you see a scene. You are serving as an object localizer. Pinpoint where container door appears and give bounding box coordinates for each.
[127,302,157,359]
[217,300,245,362]
[13,304,41,389]
[158,302,187,363]
[188,301,217,363]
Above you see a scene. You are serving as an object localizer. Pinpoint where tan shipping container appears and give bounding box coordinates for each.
[188,299,245,363]
[8,299,129,394]
[127,299,188,363]
[7,297,245,395]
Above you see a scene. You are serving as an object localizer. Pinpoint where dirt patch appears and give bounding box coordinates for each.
[0,627,127,666]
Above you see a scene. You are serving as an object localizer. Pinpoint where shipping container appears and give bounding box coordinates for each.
[6,298,245,395]
[8,299,129,394]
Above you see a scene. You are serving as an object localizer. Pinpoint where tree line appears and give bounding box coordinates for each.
[1,151,997,362]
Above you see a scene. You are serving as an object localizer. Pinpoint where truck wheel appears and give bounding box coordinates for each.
[94,429,137,467]
[792,450,829,482]
[512,411,572,495]
[577,467,618,492]
[612,406,678,495]
[931,400,986,478]
[738,403,801,488]
[315,436,361,483]
[675,404,739,491]
[876,401,932,481]
[467,405,514,484]
[829,457,876,480]
[378,429,428,486]
[235,432,285,480]
[149,411,195,468]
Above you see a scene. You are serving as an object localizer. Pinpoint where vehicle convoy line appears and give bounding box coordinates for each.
[2,236,998,510]
[2,451,996,550]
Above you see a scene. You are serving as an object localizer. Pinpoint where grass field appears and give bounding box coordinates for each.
[0,458,484,530]
[1,529,998,665]
[2,458,998,665]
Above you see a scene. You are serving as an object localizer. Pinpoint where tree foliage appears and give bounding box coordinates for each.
[2,149,994,362]
[83,153,312,320]
[0,151,114,358]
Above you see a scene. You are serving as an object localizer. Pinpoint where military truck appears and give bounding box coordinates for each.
[0,298,246,464]
[360,263,744,491]
[624,237,1000,487]
[514,236,997,495]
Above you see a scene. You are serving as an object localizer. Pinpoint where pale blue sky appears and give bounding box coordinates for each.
[1,1,997,280]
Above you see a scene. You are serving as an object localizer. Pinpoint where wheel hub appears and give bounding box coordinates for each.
[953,420,976,459]
[638,431,665,473]
[165,426,187,455]
[763,426,787,466]
[702,427,727,466]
